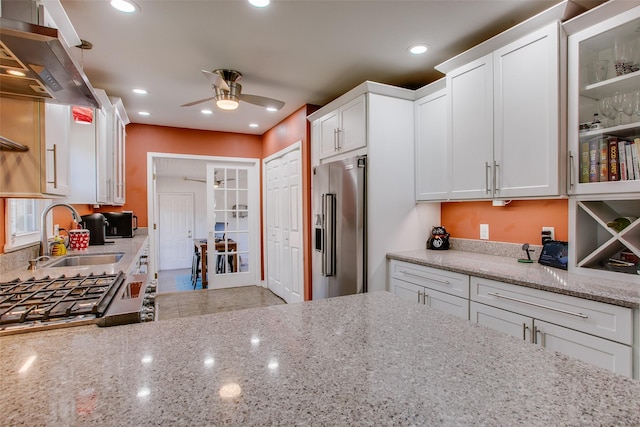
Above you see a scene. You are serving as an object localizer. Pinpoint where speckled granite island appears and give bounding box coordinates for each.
[2,292,640,426]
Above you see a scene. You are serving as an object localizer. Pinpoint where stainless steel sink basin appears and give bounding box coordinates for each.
[47,253,125,267]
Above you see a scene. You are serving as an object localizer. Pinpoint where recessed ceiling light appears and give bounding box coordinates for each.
[249,123,259,128]
[408,44,429,55]
[132,88,147,94]
[7,69,26,77]
[201,109,213,115]
[248,0,270,7]
[266,107,278,112]
[111,0,140,13]
[138,111,150,116]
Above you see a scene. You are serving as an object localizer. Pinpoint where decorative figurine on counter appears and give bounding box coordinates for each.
[427,226,450,250]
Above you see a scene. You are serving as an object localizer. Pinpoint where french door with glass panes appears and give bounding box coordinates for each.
[206,162,259,288]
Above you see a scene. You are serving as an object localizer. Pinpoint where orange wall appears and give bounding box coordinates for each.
[441,199,568,244]
[122,124,263,226]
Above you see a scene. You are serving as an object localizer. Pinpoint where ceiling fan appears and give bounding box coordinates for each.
[181,69,285,111]
[183,172,235,187]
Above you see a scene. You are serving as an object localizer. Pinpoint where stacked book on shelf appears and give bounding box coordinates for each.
[580,135,640,183]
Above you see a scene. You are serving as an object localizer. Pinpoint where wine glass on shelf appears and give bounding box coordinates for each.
[598,96,615,127]
[613,91,626,126]
[633,90,640,123]
[623,92,636,124]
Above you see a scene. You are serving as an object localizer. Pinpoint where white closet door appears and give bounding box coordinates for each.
[264,144,303,303]
[266,159,283,297]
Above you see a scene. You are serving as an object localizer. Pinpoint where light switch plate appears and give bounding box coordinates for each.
[480,224,489,240]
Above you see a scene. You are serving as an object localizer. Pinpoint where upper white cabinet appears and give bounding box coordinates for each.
[567,3,640,195]
[0,98,70,198]
[314,94,367,161]
[447,53,494,200]
[44,103,71,196]
[64,89,128,206]
[445,22,565,200]
[415,80,448,201]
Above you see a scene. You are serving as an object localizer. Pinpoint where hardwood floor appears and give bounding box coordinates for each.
[155,269,286,321]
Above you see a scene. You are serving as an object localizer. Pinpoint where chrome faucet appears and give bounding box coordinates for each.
[40,203,82,257]
[28,255,51,270]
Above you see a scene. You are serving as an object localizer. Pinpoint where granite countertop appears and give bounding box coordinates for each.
[387,249,640,308]
[0,235,149,283]
[1,291,639,426]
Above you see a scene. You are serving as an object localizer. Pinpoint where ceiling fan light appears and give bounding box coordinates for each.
[249,0,270,7]
[266,106,278,112]
[216,99,239,110]
[110,0,140,13]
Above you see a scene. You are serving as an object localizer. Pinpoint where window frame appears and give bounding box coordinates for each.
[4,198,50,252]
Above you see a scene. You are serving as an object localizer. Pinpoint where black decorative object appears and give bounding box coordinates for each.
[427,226,450,250]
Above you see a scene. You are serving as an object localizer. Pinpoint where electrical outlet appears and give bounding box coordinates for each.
[542,226,555,244]
[480,224,489,240]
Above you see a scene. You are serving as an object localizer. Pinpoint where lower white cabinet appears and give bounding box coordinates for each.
[389,260,469,319]
[470,277,633,377]
[470,301,632,377]
[387,259,636,378]
[392,278,469,319]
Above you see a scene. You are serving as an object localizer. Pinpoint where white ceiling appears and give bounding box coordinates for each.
[60,0,603,136]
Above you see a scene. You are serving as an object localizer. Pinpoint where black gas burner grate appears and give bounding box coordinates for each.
[0,272,125,326]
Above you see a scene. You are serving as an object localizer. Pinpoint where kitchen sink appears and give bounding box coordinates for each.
[47,253,125,267]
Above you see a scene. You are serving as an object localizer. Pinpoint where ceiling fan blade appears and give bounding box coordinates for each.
[201,69,230,91]
[240,94,285,111]
[180,96,215,107]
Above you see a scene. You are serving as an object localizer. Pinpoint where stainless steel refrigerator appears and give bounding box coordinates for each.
[312,155,366,299]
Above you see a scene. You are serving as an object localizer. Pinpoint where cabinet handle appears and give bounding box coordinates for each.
[485,162,491,194]
[336,128,342,150]
[487,292,588,318]
[333,129,338,150]
[46,144,58,188]
[537,327,545,347]
[400,271,450,285]
[568,151,575,191]
[417,290,422,304]
[423,292,429,306]
[493,161,499,192]
[522,323,529,341]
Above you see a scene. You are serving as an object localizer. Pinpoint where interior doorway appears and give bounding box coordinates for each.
[147,153,261,288]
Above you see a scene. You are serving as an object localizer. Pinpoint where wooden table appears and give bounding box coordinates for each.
[194,239,238,288]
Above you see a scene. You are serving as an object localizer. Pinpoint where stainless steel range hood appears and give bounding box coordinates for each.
[0,16,100,108]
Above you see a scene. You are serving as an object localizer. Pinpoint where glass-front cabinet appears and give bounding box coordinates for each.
[568,4,640,195]
[567,3,640,282]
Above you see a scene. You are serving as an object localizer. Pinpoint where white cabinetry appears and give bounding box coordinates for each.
[389,260,469,319]
[415,80,448,201]
[470,276,633,377]
[65,89,128,206]
[445,22,564,200]
[44,103,71,196]
[315,94,366,161]
[310,83,441,292]
[567,3,640,196]
[564,3,640,283]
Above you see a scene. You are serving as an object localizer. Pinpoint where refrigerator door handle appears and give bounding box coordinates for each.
[322,193,336,276]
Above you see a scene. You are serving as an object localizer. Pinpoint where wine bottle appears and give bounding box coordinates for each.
[606,216,637,232]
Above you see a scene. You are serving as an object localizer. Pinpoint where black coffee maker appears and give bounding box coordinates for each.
[80,213,114,245]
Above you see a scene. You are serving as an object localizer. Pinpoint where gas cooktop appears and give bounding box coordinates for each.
[0,272,126,335]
